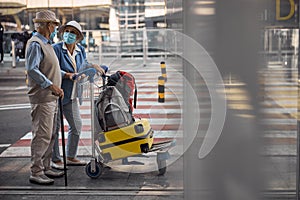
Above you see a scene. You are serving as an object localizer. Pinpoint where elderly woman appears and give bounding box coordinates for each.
[52,21,105,168]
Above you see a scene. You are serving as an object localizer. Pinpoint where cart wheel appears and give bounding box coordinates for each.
[85,161,103,179]
[140,144,149,153]
[157,160,167,176]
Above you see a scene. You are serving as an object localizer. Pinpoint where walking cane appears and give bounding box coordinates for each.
[59,97,68,186]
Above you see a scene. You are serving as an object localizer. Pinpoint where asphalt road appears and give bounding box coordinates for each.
[0,63,31,154]
[0,108,31,154]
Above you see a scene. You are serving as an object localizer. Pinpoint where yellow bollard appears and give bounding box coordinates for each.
[160,61,167,82]
[158,76,165,103]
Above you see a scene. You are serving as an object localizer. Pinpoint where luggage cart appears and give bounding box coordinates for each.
[77,68,176,179]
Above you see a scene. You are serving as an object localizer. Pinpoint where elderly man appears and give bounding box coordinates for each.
[25,10,64,185]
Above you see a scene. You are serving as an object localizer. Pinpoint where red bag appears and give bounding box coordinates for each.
[107,71,137,113]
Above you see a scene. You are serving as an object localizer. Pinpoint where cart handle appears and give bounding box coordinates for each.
[72,68,97,83]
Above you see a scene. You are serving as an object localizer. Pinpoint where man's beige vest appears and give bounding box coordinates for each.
[26,36,61,104]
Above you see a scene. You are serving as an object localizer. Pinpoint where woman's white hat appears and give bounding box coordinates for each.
[60,21,84,41]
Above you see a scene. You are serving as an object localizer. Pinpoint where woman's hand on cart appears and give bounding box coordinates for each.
[90,64,108,77]
[73,73,86,81]
[64,72,86,81]
[65,72,76,80]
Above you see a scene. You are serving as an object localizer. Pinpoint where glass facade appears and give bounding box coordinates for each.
[0,0,182,54]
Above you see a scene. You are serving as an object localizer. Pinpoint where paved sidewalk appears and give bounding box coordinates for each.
[0,53,299,198]
[0,156,183,198]
[0,60,26,78]
[0,55,184,199]
[0,55,184,158]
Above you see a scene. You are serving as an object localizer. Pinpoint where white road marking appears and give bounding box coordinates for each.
[0,104,30,111]
[0,144,11,148]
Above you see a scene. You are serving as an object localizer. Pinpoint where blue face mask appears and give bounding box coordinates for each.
[63,32,77,44]
[50,28,57,41]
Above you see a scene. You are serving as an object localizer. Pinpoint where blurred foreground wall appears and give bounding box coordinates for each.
[183,0,262,199]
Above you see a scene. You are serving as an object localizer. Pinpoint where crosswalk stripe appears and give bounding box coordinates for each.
[0,68,183,158]
[0,144,11,148]
[258,67,299,156]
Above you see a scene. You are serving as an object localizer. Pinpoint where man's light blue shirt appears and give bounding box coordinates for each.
[25,33,52,89]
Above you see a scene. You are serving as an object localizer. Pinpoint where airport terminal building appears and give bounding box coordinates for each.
[1,0,300,199]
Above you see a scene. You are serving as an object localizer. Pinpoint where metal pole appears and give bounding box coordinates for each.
[90,81,95,159]
[297,80,300,199]
[174,31,177,58]
[72,0,74,20]
[143,28,147,67]
[296,1,300,198]
[59,98,68,186]
[269,29,273,54]
[90,79,97,173]
[87,31,90,52]
[297,79,300,200]
[99,42,102,65]
[164,0,167,59]
[296,0,300,200]
[278,30,282,62]
[11,40,16,68]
